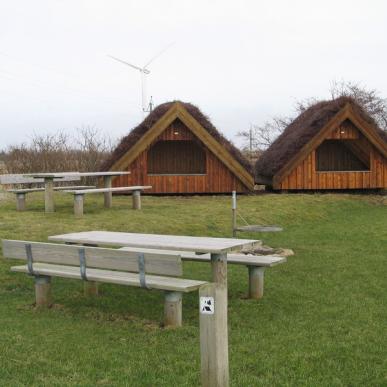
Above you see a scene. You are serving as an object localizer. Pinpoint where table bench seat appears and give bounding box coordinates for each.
[119,246,286,299]
[64,185,152,216]
[11,263,207,292]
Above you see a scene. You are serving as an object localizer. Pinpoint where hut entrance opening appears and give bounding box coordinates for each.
[315,139,370,172]
[147,140,206,175]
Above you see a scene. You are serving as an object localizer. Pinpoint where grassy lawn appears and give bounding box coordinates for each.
[0,192,386,386]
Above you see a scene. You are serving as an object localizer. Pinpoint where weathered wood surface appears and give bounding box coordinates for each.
[63,186,151,194]
[8,188,45,193]
[11,264,207,292]
[118,247,286,267]
[248,266,265,299]
[48,231,258,254]
[164,291,183,327]
[2,240,183,276]
[199,283,229,387]
[34,275,52,308]
[0,174,81,184]
[44,179,54,213]
[103,175,113,208]
[16,193,26,211]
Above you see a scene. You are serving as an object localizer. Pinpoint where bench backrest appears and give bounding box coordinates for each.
[2,240,182,277]
[0,174,81,185]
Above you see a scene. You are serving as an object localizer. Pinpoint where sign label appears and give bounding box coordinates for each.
[200,296,215,315]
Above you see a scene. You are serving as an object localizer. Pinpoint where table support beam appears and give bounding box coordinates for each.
[103,176,113,208]
[44,178,55,213]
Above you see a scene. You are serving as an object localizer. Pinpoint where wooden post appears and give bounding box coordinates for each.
[231,191,237,237]
[16,193,26,211]
[84,281,99,296]
[199,283,229,387]
[211,253,227,286]
[132,190,141,210]
[103,175,113,208]
[34,275,52,308]
[248,266,265,299]
[44,178,55,213]
[164,291,182,327]
[74,194,84,217]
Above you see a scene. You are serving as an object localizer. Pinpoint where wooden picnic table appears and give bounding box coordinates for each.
[48,230,258,386]
[23,172,130,212]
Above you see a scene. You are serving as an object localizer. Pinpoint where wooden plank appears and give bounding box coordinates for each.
[8,188,45,193]
[64,186,151,194]
[2,240,182,276]
[118,247,286,267]
[11,264,206,292]
[48,231,259,254]
[0,174,81,184]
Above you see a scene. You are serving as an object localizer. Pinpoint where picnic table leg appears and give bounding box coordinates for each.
[103,176,113,208]
[35,275,52,308]
[248,266,265,299]
[74,194,84,217]
[164,291,182,327]
[44,177,55,213]
[199,253,229,386]
[132,190,141,210]
[16,193,26,211]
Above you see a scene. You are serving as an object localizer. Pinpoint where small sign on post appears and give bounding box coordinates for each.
[200,296,215,315]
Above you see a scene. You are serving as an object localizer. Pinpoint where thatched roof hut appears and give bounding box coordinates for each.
[103,101,254,194]
[255,97,387,190]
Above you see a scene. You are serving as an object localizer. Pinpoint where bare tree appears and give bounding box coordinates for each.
[238,81,387,152]
[2,127,114,176]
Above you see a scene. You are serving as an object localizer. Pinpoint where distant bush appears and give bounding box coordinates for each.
[2,127,115,175]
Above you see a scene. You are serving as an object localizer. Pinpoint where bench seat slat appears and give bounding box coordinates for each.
[118,247,286,267]
[64,186,152,195]
[11,264,207,292]
[3,240,182,276]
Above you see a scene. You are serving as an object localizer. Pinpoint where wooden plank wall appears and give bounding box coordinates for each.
[280,148,387,190]
[113,120,249,193]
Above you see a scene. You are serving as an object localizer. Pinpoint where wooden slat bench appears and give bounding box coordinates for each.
[119,247,286,299]
[2,239,207,327]
[63,186,152,216]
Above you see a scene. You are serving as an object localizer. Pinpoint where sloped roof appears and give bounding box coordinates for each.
[255,96,387,180]
[102,101,252,174]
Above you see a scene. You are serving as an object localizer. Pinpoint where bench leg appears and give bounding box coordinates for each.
[132,190,141,210]
[248,266,265,299]
[74,194,84,217]
[35,275,52,308]
[16,193,26,211]
[164,291,182,327]
[104,176,113,208]
[84,281,99,296]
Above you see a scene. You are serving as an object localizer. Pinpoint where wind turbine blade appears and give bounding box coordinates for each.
[143,42,175,69]
[107,55,143,72]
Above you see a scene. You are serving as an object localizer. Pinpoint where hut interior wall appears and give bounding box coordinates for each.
[113,119,249,193]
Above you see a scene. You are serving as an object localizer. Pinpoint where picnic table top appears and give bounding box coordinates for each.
[23,171,131,179]
[48,231,259,254]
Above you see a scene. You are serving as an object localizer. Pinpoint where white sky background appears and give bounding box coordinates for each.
[0,0,386,149]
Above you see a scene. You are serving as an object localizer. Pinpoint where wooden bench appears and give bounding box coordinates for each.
[0,174,95,211]
[63,186,152,216]
[119,247,286,299]
[2,239,207,327]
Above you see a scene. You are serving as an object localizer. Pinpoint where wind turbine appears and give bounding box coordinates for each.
[108,43,173,114]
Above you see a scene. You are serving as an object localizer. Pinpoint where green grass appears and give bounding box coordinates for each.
[0,192,386,386]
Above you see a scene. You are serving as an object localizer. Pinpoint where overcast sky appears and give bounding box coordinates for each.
[1,0,386,149]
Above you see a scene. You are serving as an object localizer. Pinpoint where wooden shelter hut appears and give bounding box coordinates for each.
[255,97,387,190]
[102,101,254,194]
